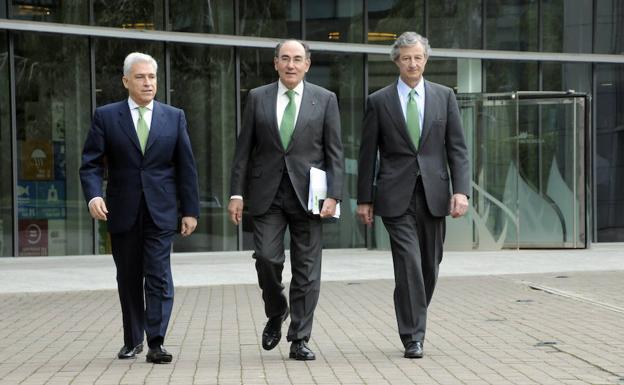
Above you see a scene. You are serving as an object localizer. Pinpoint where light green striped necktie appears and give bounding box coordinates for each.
[406,89,420,149]
[280,90,296,149]
[137,106,149,154]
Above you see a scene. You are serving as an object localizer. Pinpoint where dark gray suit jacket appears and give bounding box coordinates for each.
[230,81,344,216]
[357,80,470,218]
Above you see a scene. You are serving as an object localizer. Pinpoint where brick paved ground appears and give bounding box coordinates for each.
[1,270,623,384]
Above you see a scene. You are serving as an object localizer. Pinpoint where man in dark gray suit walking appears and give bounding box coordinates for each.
[357,32,470,359]
[228,39,344,361]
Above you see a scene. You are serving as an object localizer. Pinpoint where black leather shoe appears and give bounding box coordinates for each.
[289,340,316,361]
[117,343,143,359]
[404,341,424,359]
[146,346,173,364]
[261,309,288,351]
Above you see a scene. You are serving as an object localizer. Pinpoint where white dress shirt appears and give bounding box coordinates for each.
[397,77,425,134]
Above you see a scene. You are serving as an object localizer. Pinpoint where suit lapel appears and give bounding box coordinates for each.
[383,83,418,153]
[288,82,317,151]
[145,101,164,154]
[419,80,435,149]
[260,83,282,148]
[117,102,142,153]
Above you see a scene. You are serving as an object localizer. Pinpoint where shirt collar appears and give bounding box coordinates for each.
[397,77,425,97]
[278,79,304,96]
[128,98,154,111]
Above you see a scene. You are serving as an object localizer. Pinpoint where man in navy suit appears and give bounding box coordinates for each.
[80,52,199,364]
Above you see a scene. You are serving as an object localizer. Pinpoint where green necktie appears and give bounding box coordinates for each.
[406,89,420,149]
[137,106,149,154]
[280,90,296,149]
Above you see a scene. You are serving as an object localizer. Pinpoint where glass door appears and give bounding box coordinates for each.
[447,92,589,249]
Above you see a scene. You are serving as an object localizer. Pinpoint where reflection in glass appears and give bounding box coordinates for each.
[239,48,276,249]
[9,0,87,24]
[424,59,459,91]
[428,0,482,49]
[485,61,538,92]
[93,0,164,30]
[514,98,586,247]
[305,0,363,43]
[522,98,584,247]
[94,39,165,108]
[94,39,164,253]
[367,0,424,45]
[594,0,624,54]
[368,54,395,94]
[457,94,519,249]
[456,94,586,249]
[14,32,92,256]
[542,0,592,53]
[595,64,624,241]
[0,32,11,256]
[239,0,300,38]
[169,0,234,34]
[169,44,237,252]
[364,54,394,249]
[306,52,365,248]
[485,0,537,51]
[542,62,591,93]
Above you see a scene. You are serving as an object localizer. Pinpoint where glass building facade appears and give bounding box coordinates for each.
[0,0,622,256]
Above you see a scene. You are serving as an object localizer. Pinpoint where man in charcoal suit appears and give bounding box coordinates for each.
[357,32,470,358]
[228,39,344,360]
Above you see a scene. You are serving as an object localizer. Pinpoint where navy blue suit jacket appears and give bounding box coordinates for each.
[80,100,199,234]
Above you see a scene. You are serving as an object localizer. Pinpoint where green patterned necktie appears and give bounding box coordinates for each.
[280,90,296,149]
[137,106,149,154]
[406,89,420,149]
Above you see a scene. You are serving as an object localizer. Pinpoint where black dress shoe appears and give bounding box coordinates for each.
[289,340,316,361]
[404,341,423,359]
[261,309,288,351]
[117,343,143,359]
[146,346,173,364]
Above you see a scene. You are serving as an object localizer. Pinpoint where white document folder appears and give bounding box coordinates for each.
[307,167,340,218]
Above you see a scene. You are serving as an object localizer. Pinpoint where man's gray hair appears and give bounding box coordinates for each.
[123,52,158,76]
[390,32,431,61]
[274,39,311,59]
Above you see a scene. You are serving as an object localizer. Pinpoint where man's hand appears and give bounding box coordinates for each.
[88,197,108,221]
[449,193,469,218]
[228,198,244,225]
[180,216,197,237]
[320,198,337,218]
[357,203,374,225]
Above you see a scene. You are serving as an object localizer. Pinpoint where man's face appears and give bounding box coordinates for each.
[122,61,157,106]
[394,43,428,86]
[274,41,311,89]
